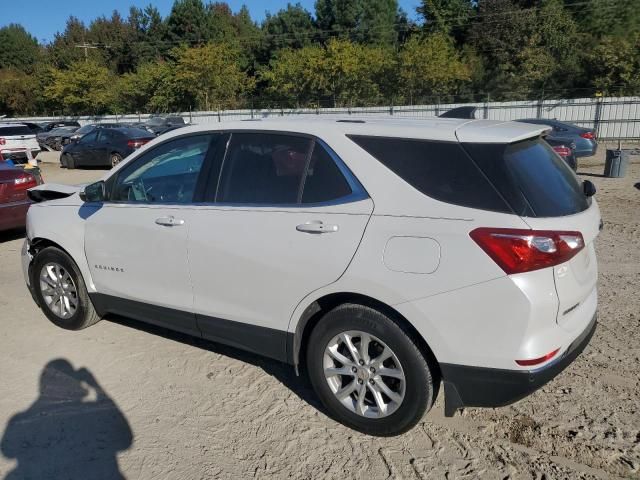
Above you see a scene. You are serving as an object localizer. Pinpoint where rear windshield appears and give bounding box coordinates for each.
[348,135,510,212]
[463,139,590,217]
[0,126,32,136]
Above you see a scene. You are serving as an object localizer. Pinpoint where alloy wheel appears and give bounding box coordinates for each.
[39,262,78,319]
[323,330,406,418]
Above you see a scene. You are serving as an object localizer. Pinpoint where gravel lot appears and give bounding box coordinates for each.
[0,150,638,479]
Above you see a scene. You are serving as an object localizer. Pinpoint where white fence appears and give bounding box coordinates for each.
[12,96,640,140]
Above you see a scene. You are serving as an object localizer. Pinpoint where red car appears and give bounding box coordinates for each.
[0,159,42,232]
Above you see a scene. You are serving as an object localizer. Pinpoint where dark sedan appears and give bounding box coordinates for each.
[545,136,578,171]
[60,123,129,147]
[0,160,42,232]
[60,127,155,169]
[516,119,597,158]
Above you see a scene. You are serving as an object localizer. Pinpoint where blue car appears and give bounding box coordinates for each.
[516,119,597,158]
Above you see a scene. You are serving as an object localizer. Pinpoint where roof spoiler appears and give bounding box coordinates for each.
[439,107,478,119]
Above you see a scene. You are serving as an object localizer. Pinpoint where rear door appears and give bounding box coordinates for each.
[187,132,373,360]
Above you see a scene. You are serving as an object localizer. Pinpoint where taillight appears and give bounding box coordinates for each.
[470,228,585,274]
[580,131,595,140]
[552,145,571,157]
[0,138,5,145]
[515,348,560,367]
[14,173,38,190]
[127,138,151,149]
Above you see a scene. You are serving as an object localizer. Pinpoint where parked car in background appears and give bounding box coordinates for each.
[41,121,81,132]
[24,118,600,436]
[38,126,80,151]
[0,123,40,162]
[0,158,42,232]
[6,122,45,134]
[516,119,597,158]
[545,136,578,171]
[60,126,155,168]
[61,123,129,147]
[138,116,187,135]
[154,124,189,136]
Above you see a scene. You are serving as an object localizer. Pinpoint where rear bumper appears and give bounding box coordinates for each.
[441,312,597,416]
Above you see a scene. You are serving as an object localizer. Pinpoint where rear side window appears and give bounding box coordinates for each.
[348,135,508,212]
[217,133,353,205]
[0,126,32,136]
[464,139,590,217]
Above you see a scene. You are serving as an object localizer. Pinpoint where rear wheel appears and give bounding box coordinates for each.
[110,153,123,168]
[306,303,436,436]
[32,247,100,330]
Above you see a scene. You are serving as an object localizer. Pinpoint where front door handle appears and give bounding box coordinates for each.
[155,216,185,227]
[296,221,338,234]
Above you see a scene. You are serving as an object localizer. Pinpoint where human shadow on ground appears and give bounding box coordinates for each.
[0,359,132,480]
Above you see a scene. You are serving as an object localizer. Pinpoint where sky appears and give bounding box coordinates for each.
[2,0,421,44]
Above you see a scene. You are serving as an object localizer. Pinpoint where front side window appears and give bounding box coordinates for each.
[80,131,98,144]
[216,133,354,205]
[111,135,211,204]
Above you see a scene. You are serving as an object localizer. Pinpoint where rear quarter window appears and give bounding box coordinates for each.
[348,135,509,212]
[463,139,590,217]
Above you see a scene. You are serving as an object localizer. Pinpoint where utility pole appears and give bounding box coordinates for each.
[75,43,106,61]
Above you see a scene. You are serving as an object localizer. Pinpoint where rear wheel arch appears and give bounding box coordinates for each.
[292,292,441,385]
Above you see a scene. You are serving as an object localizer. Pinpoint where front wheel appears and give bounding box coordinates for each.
[32,247,100,330]
[306,303,436,436]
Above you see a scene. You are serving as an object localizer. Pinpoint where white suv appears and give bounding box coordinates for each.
[22,118,600,436]
[0,123,40,161]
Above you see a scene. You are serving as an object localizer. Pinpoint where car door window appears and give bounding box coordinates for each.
[301,143,352,204]
[96,130,112,144]
[80,132,98,144]
[111,135,211,204]
[217,133,313,204]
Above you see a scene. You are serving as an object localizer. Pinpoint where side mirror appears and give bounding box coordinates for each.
[80,180,106,202]
[583,180,596,197]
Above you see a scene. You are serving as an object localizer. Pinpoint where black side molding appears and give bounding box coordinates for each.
[88,293,291,364]
[441,313,597,417]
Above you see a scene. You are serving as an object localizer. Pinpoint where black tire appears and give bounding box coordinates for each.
[66,154,76,170]
[306,303,436,436]
[31,247,100,330]
[110,153,123,168]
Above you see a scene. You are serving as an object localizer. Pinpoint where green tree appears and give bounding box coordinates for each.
[584,35,640,95]
[398,33,470,103]
[0,68,40,115]
[166,0,209,44]
[262,3,317,53]
[117,62,177,113]
[48,17,92,69]
[172,43,252,110]
[44,61,116,114]
[359,0,399,45]
[0,25,41,73]
[417,0,474,42]
[127,5,169,65]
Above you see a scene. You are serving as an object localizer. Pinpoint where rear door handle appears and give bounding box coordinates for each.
[155,216,185,227]
[296,221,338,234]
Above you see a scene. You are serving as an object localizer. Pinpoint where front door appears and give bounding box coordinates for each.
[188,132,373,361]
[84,134,215,335]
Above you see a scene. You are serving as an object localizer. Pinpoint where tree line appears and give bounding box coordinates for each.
[0,0,639,116]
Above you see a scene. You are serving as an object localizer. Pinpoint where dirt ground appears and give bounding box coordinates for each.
[0,149,638,479]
